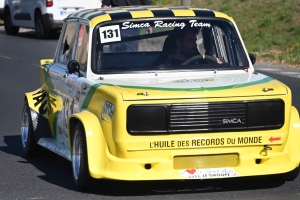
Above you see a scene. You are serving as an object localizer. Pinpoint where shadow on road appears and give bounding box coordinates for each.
[1,135,286,196]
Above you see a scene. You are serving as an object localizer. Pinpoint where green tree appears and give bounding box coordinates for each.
[152,0,171,5]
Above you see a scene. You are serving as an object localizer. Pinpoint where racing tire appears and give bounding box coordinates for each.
[35,13,49,39]
[72,122,93,190]
[21,101,39,157]
[4,9,19,35]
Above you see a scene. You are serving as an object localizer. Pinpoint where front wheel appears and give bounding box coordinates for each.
[72,122,93,190]
[4,9,19,35]
[35,13,49,39]
[21,101,38,156]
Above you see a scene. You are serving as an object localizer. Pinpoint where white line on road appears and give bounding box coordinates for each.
[281,72,300,75]
[0,55,12,59]
[257,68,280,71]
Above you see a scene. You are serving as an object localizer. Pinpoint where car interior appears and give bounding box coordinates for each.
[92,21,248,73]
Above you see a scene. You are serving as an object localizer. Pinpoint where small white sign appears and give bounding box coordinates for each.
[99,25,121,44]
[180,168,240,179]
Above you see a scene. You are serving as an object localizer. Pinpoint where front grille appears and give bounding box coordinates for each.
[169,102,247,133]
[127,99,284,135]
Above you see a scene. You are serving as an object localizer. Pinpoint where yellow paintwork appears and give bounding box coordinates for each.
[40,59,54,65]
[130,10,154,18]
[173,154,239,169]
[69,110,107,178]
[24,6,300,181]
[67,83,300,180]
[213,11,234,22]
[110,79,288,101]
[90,14,112,28]
[172,9,196,17]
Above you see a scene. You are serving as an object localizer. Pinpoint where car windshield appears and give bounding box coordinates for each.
[92,18,249,74]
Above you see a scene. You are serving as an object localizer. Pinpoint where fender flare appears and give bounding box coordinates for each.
[286,106,300,166]
[69,110,106,178]
[25,88,49,117]
[24,89,53,139]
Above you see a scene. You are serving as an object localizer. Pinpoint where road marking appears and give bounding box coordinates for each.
[257,68,280,71]
[0,55,12,59]
[258,67,300,79]
[281,72,300,75]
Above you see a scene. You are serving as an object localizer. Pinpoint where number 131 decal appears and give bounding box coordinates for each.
[99,25,121,44]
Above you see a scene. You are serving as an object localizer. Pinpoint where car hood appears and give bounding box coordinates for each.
[97,71,288,101]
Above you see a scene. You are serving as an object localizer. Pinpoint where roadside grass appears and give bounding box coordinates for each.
[153,0,300,66]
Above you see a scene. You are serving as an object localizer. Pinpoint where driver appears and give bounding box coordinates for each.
[170,27,222,65]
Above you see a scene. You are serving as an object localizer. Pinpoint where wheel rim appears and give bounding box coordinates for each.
[21,105,29,148]
[72,130,81,180]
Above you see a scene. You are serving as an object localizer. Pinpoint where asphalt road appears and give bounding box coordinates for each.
[1,25,300,200]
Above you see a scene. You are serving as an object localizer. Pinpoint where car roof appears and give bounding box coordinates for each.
[67,6,234,27]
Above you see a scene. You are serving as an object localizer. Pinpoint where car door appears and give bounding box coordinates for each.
[11,0,33,27]
[48,20,79,149]
[17,0,34,27]
[9,0,20,25]
[59,22,90,146]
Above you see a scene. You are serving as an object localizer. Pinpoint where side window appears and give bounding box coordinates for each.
[211,26,229,63]
[75,24,90,73]
[57,22,78,65]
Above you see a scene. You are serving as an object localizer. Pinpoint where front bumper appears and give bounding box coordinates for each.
[89,144,300,180]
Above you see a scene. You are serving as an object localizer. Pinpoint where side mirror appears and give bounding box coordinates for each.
[249,54,256,65]
[67,60,82,77]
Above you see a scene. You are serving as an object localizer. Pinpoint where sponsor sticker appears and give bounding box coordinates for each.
[121,20,211,30]
[180,168,240,179]
[78,25,85,46]
[149,136,263,149]
[99,25,121,44]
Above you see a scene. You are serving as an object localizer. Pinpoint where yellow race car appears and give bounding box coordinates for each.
[21,6,300,190]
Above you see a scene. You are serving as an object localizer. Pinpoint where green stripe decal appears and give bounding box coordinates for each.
[81,83,102,110]
[103,77,274,92]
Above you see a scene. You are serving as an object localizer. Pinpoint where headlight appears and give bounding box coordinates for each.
[247,100,284,129]
[127,105,167,135]
[101,101,114,122]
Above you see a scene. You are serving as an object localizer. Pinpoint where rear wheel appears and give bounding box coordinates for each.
[72,122,93,190]
[4,9,19,35]
[35,12,49,39]
[21,101,38,157]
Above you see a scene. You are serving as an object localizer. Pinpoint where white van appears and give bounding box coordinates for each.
[0,0,4,19]
[3,0,102,38]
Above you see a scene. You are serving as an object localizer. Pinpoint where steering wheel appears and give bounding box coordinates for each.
[182,55,217,65]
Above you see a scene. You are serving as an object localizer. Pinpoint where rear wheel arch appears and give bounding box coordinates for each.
[281,106,300,181]
[286,106,300,155]
[4,6,10,16]
[34,8,42,19]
